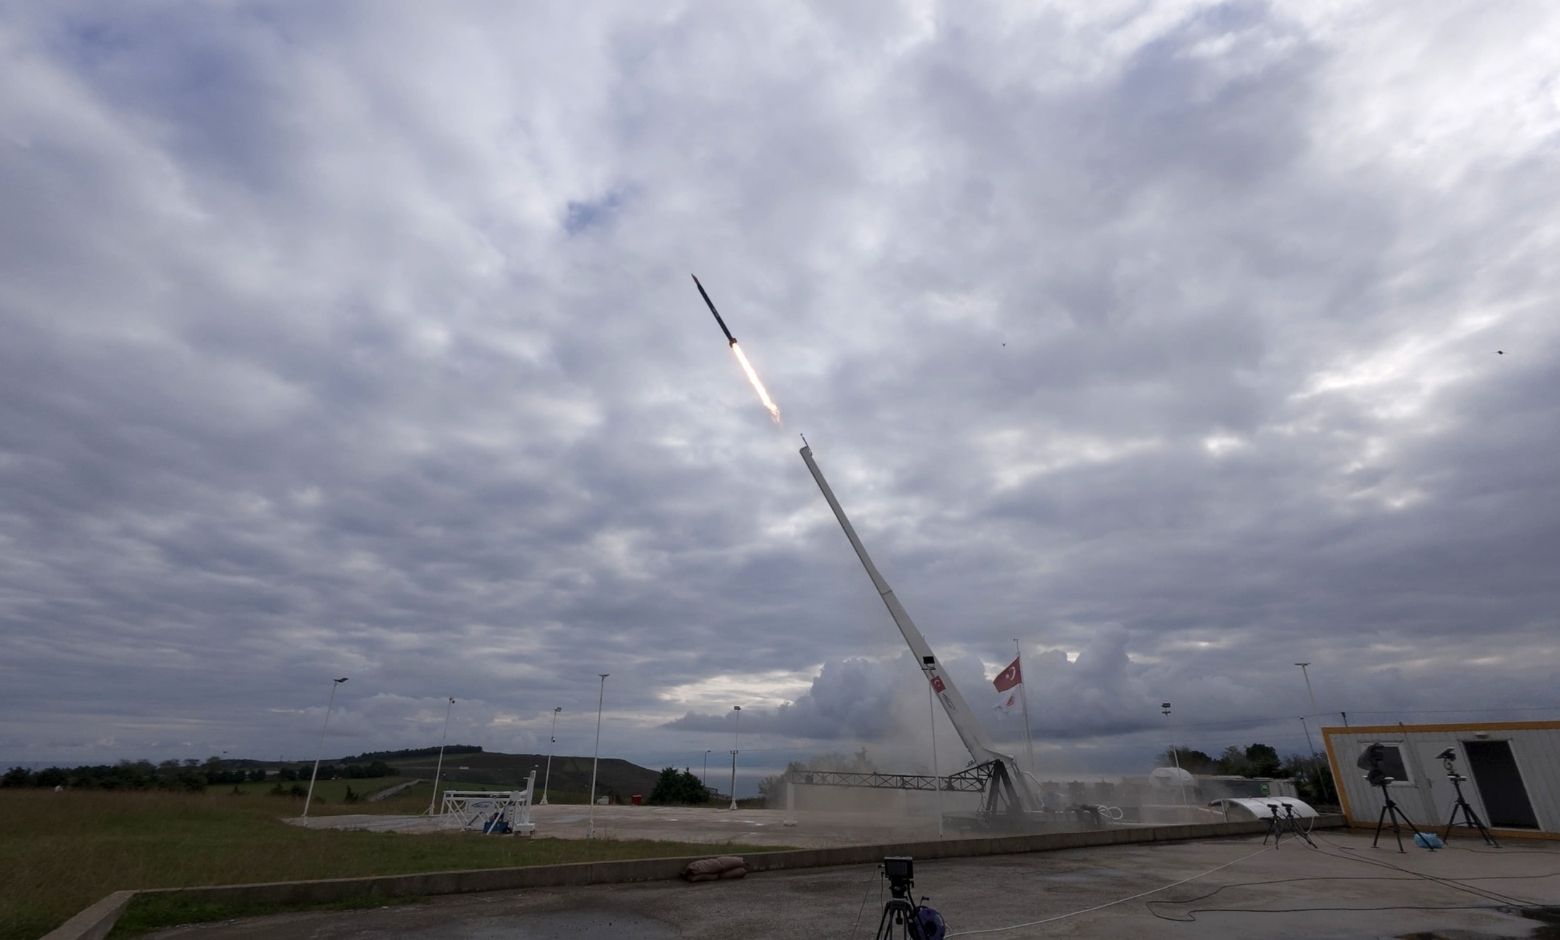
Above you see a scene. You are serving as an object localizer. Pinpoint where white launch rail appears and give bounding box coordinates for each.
[439,769,537,835]
[800,443,1044,817]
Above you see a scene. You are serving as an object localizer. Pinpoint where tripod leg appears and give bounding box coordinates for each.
[1290,816,1317,848]
[1379,802,1405,853]
[874,903,896,940]
[1389,804,1420,853]
[876,899,916,940]
[1476,815,1500,848]
[1462,801,1500,848]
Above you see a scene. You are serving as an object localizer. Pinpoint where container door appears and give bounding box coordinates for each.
[1462,740,1538,829]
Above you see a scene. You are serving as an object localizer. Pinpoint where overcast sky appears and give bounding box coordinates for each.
[2,1,1557,789]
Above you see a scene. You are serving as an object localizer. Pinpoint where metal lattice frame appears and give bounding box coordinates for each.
[784,762,995,794]
[438,770,537,835]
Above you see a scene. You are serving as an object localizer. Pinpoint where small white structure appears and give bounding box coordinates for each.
[1209,796,1317,822]
[439,770,536,836]
[1148,766,1195,789]
[1324,721,1560,840]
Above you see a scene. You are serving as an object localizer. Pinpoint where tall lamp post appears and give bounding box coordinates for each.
[728,705,742,810]
[426,697,456,815]
[540,706,561,805]
[303,677,349,818]
[1294,663,1319,715]
[1294,664,1329,802]
[1161,701,1187,808]
[587,674,608,838]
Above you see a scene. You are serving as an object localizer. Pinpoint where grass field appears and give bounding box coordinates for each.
[0,788,777,940]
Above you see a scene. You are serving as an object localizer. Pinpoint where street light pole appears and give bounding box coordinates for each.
[1294,663,1319,715]
[426,696,456,815]
[1298,715,1330,803]
[702,750,711,789]
[540,706,561,805]
[1293,663,1332,803]
[587,674,608,838]
[728,705,742,810]
[1161,701,1187,809]
[303,677,348,818]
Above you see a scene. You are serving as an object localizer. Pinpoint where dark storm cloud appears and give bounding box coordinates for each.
[1,0,1557,776]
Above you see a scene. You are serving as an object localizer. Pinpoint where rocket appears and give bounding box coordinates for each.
[691,273,783,422]
[691,274,737,347]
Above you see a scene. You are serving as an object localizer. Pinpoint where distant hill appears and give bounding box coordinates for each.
[343,745,484,763]
[382,750,662,803]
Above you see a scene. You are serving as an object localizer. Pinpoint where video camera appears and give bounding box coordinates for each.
[1356,743,1393,787]
[882,856,914,899]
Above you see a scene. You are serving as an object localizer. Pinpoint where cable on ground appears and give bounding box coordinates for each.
[944,842,1270,936]
[845,867,880,940]
[1312,832,1535,906]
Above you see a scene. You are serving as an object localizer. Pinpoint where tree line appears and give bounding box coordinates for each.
[647,767,711,805]
[343,745,482,762]
[1160,743,1337,804]
[1,757,397,792]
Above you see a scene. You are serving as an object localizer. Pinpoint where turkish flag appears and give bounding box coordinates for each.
[930,675,946,693]
[993,656,1022,693]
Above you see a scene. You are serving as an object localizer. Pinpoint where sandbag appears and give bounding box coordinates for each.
[682,855,747,881]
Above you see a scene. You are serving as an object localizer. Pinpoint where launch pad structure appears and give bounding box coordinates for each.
[799,443,1049,827]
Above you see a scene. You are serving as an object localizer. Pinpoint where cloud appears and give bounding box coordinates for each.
[1,1,1557,780]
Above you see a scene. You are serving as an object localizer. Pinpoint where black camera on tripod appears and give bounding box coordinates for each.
[1355,742,1428,853]
[873,857,945,940]
[1435,747,1499,847]
[1436,747,1464,779]
[882,856,914,898]
[1356,742,1394,787]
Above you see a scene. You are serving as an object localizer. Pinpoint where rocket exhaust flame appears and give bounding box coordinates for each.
[731,341,782,424]
[691,274,782,424]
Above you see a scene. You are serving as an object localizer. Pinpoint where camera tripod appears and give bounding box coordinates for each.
[874,893,924,940]
[1372,781,1424,854]
[1262,803,1316,848]
[1443,774,1499,847]
[874,869,941,939]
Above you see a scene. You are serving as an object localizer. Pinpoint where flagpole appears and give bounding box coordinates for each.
[928,677,943,837]
[1014,639,1035,772]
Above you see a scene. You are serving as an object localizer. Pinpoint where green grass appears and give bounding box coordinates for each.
[114,892,426,937]
[0,789,780,940]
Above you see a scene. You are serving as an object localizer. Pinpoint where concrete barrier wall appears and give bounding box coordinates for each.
[43,816,1345,939]
[38,891,134,940]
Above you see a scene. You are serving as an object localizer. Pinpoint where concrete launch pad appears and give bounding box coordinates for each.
[291,800,1227,846]
[145,831,1560,939]
[291,802,957,848]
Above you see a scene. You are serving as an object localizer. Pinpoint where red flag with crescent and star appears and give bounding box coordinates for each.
[993,656,1022,713]
[993,657,1022,692]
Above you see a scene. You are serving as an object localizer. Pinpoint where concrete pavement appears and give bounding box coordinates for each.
[144,831,1560,939]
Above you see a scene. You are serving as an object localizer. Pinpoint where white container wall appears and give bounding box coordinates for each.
[1322,722,1560,840]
